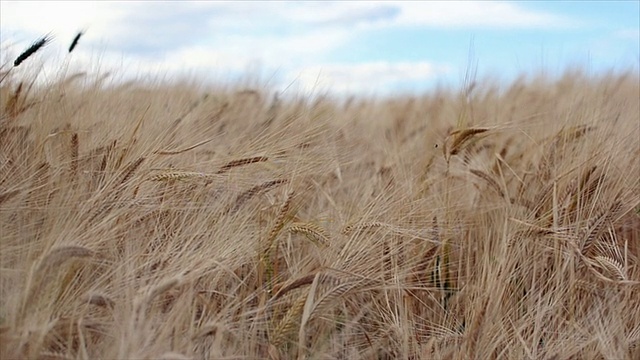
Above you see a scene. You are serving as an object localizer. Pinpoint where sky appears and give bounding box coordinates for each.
[1,1,638,98]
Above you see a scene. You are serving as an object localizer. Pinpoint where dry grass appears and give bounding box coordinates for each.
[0,51,639,360]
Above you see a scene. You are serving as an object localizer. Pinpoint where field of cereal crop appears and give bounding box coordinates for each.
[1,35,639,359]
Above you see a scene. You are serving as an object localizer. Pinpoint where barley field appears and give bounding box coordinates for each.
[1,40,639,359]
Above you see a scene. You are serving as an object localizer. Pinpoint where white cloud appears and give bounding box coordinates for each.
[613,28,640,41]
[385,1,578,29]
[261,1,576,30]
[0,1,122,44]
[289,61,452,96]
[214,1,573,30]
[0,1,580,96]
[279,2,400,27]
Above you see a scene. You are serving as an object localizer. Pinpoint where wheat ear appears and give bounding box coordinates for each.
[592,256,627,281]
[217,156,269,174]
[272,273,338,301]
[117,157,145,186]
[581,201,621,253]
[85,293,115,308]
[5,82,23,119]
[21,245,94,318]
[99,140,117,175]
[149,171,217,182]
[35,245,94,274]
[446,128,490,157]
[470,169,506,199]
[0,189,21,205]
[306,280,361,325]
[260,191,295,295]
[14,34,52,67]
[287,222,330,247]
[154,137,216,155]
[68,31,84,53]
[270,293,307,348]
[69,132,79,179]
[465,295,489,357]
[229,179,289,213]
[342,221,390,235]
[135,276,182,316]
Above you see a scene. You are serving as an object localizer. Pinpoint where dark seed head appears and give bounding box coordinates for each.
[14,34,52,67]
[69,31,84,53]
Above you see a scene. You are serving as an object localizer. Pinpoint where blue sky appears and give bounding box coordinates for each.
[1,1,638,97]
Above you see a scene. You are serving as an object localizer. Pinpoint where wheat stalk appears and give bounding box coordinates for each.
[154,137,216,155]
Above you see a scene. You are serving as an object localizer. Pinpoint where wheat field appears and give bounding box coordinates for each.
[1,41,639,359]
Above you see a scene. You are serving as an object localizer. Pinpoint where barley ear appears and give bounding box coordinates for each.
[85,293,115,309]
[342,221,389,235]
[470,169,506,200]
[262,191,295,292]
[149,171,215,182]
[69,31,84,53]
[270,293,307,348]
[446,127,490,160]
[5,82,23,119]
[306,280,361,326]
[229,179,289,213]
[117,157,145,186]
[217,156,269,174]
[69,132,79,180]
[592,256,627,281]
[135,276,182,316]
[116,104,150,169]
[272,272,338,301]
[21,245,94,318]
[154,137,215,155]
[14,34,52,67]
[287,222,330,247]
[296,272,322,355]
[0,189,21,205]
